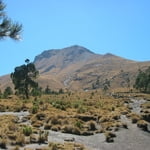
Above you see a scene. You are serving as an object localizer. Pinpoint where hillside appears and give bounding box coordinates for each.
[0,45,150,91]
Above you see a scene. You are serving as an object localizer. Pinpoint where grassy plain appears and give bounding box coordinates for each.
[0,90,149,149]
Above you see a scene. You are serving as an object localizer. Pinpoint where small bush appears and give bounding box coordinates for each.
[51,100,71,110]
[72,100,83,109]
[137,120,149,131]
[87,121,97,131]
[16,133,25,146]
[105,132,116,143]
[32,105,39,114]
[128,113,141,124]
[122,123,128,129]
[132,116,140,124]
[23,126,32,136]
[72,127,81,135]
[62,125,73,133]
[8,123,18,131]
[74,120,83,129]
[0,138,7,149]
[51,117,62,125]
[44,124,52,130]
[77,106,87,113]
[62,125,81,135]
[51,125,61,131]
[38,130,48,144]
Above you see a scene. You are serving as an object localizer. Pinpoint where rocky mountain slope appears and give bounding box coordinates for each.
[0,45,150,91]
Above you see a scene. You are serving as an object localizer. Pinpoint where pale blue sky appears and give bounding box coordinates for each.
[0,0,150,76]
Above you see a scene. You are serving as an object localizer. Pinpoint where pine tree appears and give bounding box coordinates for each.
[3,86,13,98]
[11,59,39,99]
[0,0,22,40]
[134,67,150,93]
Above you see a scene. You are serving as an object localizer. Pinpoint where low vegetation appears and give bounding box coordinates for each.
[0,89,149,149]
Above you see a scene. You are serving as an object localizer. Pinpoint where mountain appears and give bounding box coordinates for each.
[34,45,150,91]
[0,45,150,91]
[34,45,96,74]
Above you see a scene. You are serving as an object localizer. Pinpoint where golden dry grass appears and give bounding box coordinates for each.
[0,90,149,148]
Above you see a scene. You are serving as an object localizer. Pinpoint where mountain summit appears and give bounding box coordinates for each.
[34,45,96,73]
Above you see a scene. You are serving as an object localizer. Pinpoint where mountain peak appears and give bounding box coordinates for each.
[61,45,95,54]
[34,45,96,73]
[34,45,95,63]
[103,53,117,58]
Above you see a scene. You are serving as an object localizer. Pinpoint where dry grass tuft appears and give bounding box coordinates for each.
[127,113,141,124]
[105,131,116,143]
[137,120,149,131]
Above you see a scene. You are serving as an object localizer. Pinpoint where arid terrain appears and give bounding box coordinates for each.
[0,91,149,150]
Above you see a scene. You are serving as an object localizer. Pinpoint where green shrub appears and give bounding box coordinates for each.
[72,102,81,109]
[51,100,71,110]
[32,105,39,114]
[77,106,87,113]
[23,126,32,136]
[74,120,83,129]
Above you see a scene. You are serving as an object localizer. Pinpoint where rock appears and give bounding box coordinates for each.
[105,132,116,143]
[76,114,97,122]
[64,137,75,142]
[36,113,46,121]
[106,137,114,143]
[142,113,150,122]
[81,131,94,136]
[21,116,29,122]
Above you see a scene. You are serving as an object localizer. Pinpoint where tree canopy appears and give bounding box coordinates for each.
[0,0,22,40]
[134,67,150,93]
[11,59,39,99]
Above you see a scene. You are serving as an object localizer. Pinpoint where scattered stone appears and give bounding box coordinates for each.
[36,113,46,121]
[81,131,94,136]
[76,114,97,122]
[142,113,150,122]
[64,137,75,142]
